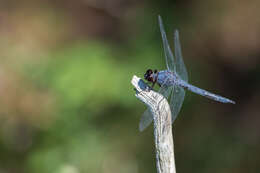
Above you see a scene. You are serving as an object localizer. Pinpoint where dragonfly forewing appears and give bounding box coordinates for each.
[158,15,176,72]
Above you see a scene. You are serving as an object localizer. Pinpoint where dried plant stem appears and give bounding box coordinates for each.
[131,75,176,173]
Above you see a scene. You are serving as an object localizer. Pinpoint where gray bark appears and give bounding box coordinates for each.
[131,75,176,173]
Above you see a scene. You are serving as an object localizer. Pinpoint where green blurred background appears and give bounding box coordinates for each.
[0,0,259,173]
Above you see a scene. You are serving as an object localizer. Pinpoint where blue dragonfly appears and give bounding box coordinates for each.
[140,16,235,131]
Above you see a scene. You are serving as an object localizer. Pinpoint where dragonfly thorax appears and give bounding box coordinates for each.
[156,70,179,86]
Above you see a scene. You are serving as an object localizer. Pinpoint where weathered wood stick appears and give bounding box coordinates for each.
[131,75,176,173]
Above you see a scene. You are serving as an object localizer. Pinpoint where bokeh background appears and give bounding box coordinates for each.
[0,0,259,173]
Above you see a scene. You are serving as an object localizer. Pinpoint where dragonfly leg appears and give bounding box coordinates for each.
[151,81,156,88]
[152,69,159,88]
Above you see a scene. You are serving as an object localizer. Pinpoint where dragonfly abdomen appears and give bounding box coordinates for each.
[179,81,235,104]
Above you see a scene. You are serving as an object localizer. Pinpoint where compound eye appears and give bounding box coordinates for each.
[147,69,153,74]
[144,69,153,80]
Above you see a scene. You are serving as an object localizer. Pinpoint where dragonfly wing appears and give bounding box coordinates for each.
[174,30,188,82]
[158,16,176,72]
[139,85,173,132]
[139,109,153,132]
[170,84,186,123]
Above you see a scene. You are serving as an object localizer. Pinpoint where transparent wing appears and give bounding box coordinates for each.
[139,85,173,132]
[174,30,188,82]
[139,109,153,132]
[158,15,175,72]
[170,85,186,123]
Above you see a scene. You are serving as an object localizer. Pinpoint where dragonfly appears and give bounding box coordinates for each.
[139,16,235,132]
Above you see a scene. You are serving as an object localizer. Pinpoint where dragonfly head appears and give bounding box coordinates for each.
[144,69,158,83]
